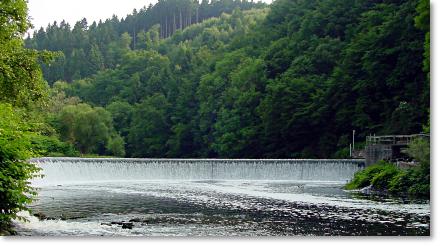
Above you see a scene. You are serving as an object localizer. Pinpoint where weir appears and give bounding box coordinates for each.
[30,158,365,185]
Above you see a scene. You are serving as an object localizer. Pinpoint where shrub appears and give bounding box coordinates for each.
[404,137,430,198]
[388,169,415,194]
[346,136,430,199]
[333,147,350,159]
[30,135,79,157]
[371,165,400,189]
[408,183,430,197]
[345,160,391,190]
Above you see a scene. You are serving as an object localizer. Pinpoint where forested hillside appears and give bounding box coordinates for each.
[25,0,266,84]
[27,0,430,159]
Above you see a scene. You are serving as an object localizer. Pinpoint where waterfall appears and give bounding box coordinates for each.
[30,158,365,185]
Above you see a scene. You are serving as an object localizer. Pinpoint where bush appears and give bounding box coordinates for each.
[333,147,350,159]
[388,169,415,194]
[30,135,79,157]
[371,165,400,189]
[405,138,430,198]
[345,160,391,190]
[346,137,430,199]
[408,183,430,197]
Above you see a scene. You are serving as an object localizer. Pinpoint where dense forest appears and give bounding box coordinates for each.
[22,0,430,159]
[0,0,430,233]
[25,0,266,83]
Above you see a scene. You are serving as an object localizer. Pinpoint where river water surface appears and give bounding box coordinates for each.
[14,158,430,236]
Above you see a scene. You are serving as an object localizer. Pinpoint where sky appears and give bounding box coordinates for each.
[27,0,157,33]
[27,0,273,35]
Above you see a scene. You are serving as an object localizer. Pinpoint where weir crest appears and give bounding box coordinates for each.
[30,158,365,185]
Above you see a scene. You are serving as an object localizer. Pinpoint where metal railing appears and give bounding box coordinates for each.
[366,134,429,146]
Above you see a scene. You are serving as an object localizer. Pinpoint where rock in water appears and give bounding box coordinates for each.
[122,222,134,229]
[33,212,47,220]
[129,218,142,222]
[360,185,373,195]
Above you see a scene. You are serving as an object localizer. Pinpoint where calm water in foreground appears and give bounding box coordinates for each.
[15,180,430,236]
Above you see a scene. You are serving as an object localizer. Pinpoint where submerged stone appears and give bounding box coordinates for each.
[122,222,134,229]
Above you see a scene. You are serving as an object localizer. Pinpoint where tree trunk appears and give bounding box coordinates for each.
[196,6,199,23]
[188,8,191,26]
[173,12,176,34]
[133,27,136,49]
[165,16,168,38]
[180,9,183,29]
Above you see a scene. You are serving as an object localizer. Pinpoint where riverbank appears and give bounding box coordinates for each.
[345,160,430,199]
[345,137,430,199]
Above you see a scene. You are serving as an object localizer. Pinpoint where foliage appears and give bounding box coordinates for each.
[53,103,124,156]
[0,0,58,233]
[388,165,429,198]
[0,103,41,231]
[27,0,429,159]
[0,0,53,108]
[30,135,79,157]
[370,165,400,190]
[106,135,126,157]
[404,137,430,196]
[414,0,429,75]
[346,137,430,198]
[127,94,171,157]
[0,0,28,41]
[106,100,133,138]
[405,138,430,169]
[0,0,430,232]
[388,168,416,195]
[25,0,266,84]
[344,160,393,190]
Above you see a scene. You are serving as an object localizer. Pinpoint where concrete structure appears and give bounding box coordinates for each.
[364,134,429,166]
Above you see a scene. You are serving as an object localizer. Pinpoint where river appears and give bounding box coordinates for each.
[13,158,430,236]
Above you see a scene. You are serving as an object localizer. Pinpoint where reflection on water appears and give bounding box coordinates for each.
[15,180,430,236]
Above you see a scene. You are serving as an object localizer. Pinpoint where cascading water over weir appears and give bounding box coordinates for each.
[30,158,365,185]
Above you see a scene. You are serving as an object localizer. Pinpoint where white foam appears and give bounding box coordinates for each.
[30,158,364,186]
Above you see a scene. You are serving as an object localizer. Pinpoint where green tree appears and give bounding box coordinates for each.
[106,134,126,157]
[414,0,429,75]
[406,138,430,170]
[88,44,105,73]
[212,58,265,157]
[0,104,41,233]
[55,103,124,155]
[128,94,171,157]
[106,100,133,137]
[0,0,51,107]
[0,0,54,233]
[37,0,428,160]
